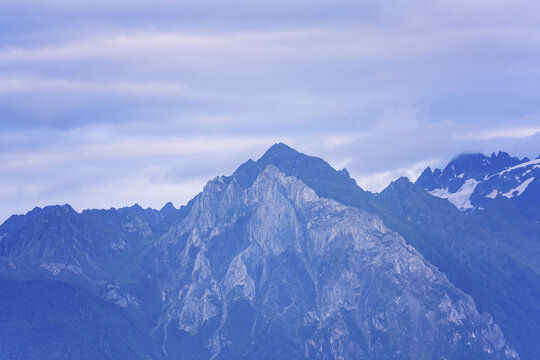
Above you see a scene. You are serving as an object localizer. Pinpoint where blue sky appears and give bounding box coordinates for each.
[1,0,540,222]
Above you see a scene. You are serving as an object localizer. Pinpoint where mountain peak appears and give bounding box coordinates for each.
[453,152,484,160]
[380,176,415,195]
[259,142,300,162]
[160,201,176,212]
[395,176,412,185]
[415,150,539,215]
[446,153,489,171]
[497,150,510,159]
[269,141,296,151]
[338,168,355,184]
[38,204,76,216]
[229,143,367,210]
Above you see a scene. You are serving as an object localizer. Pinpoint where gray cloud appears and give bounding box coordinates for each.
[0,0,539,222]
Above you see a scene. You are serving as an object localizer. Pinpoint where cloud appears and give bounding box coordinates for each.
[1,117,539,223]
[2,23,539,131]
[0,126,292,221]
[458,126,540,140]
[1,0,540,222]
[355,159,438,193]
[3,25,538,68]
[0,75,190,97]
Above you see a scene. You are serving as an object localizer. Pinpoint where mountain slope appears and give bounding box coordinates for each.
[0,202,188,283]
[372,177,540,360]
[152,165,516,359]
[0,277,163,360]
[0,203,185,348]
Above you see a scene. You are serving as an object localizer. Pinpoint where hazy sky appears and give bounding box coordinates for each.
[1,0,540,222]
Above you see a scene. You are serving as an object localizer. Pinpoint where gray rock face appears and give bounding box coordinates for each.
[154,165,517,359]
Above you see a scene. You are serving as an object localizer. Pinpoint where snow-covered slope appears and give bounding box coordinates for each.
[416,152,540,217]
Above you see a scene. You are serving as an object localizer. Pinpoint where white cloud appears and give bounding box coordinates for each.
[0,75,191,97]
[354,159,440,193]
[1,0,540,223]
[0,132,292,171]
[1,25,537,67]
[458,126,540,140]
[0,117,539,224]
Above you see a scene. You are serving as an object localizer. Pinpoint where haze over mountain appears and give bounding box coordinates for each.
[1,144,538,359]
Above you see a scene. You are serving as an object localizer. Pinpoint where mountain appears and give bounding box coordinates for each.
[151,164,516,359]
[413,150,540,337]
[372,177,540,360]
[416,152,540,219]
[235,145,540,359]
[1,143,539,359]
[0,202,188,341]
[232,143,366,207]
[0,202,188,279]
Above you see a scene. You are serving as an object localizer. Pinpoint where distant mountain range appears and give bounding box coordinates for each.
[1,144,539,359]
[416,151,540,217]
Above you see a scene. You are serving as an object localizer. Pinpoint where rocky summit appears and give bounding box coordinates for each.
[1,143,538,359]
[416,151,540,217]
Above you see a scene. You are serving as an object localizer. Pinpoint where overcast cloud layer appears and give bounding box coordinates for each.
[1,0,540,223]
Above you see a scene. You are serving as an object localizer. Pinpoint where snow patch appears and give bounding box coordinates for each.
[486,190,498,199]
[502,177,534,198]
[40,262,82,276]
[492,158,540,178]
[428,179,479,211]
[106,283,140,308]
[110,239,126,250]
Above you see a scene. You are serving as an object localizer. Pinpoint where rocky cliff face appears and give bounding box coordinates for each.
[153,165,517,359]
